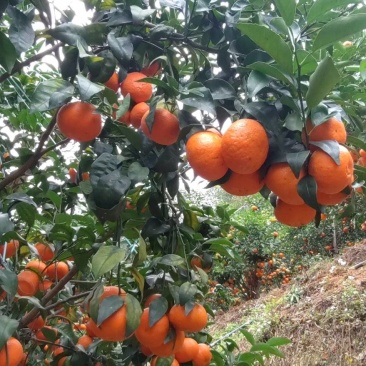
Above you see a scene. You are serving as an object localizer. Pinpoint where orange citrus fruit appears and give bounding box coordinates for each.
[39,279,53,292]
[35,242,54,262]
[104,72,119,93]
[120,72,152,103]
[317,189,350,205]
[130,102,149,129]
[221,119,269,174]
[45,261,69,281]
[76,335,93,349]
[151,356,179,366]
[302,117,347,147]
[17,270,40,297]
[135,308,170,347]
[186,131,228,181]
[56,101,102,142]
[308,145,354,194]
[0,337,23,366]
[25,259,46,275]
[265,163,305,205]
[192,343,212,366]
[27,315,45,331]
[175,337,199,363]
[150,329,185,357]
[141,61,161,77]
[86,286,127,342]
[144,293,162,308]
[168,303,208,332]
[141,108,180,145]
[221,170,264,196]
[53,347,67,366]
[190,256,211,273]
[0,239,19,258]
[274,199,316,227]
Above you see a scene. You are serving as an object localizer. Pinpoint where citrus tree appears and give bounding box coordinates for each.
[1,0,366,365]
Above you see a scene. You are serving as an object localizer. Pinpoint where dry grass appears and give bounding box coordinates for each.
[209,241,366,366]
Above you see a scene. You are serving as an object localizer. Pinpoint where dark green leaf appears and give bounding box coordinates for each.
[48,23,87,48]
[15,203,37,227]
[149,24,175,41]
[125,294,142,337]
[0,32,17,73]
[241,329,256,345]
[149,296,168,327]
[209,243,241,261]
[0,1,8,19]
[92,245,126,277]
[49,223,75,244]
[0,269,18,297]
[141,218,170,238]
[248,62,294,85]
[140,77,179,96]
[159,254,185,267]
[0,316,19,349]
[309,140,340,165]
[83,23,108,45]
[236,23,293,73]
[285,112,303,131]
[347,136,366,150]
[250,343,285,358]
[181,88,216,115]
[297,175,320,211]
[7,6,35,53]
[97,296,124,326]
[310,104,338,126]
[30,79,74,112]
[274,0,296,26]
[247,70,271,97]
[204,78,236,100]
[307,0,362,23]
[179,283,198,306]
[128,162,149,183]
[130,5,156,24]
[313,14,366,51]
[266,337,292,346]
[0,213,14,237]
[286,151,310,178]
[6,192,37,207]
[306,56,340,109]
[107,33,133,67]
[76,74,104,100]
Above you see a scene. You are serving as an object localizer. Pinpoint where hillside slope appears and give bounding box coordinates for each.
[209,240,366,366]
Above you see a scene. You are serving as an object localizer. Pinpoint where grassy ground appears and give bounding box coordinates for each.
[209,240,366,366]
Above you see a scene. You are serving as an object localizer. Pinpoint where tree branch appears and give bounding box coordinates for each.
[0,112,61,192]
[18,264,79,329]
[0,43,62,84]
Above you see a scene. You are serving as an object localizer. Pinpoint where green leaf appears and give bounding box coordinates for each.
[125,294,142,337]
[0,316,19,349]
[130,5,156,24]
[107,33,133,67]
[241,329,256,345]
[266,337,292,346]
[181,88,216,115]
[128,162,149,184]
[30,79,74,112]
[48,23,87,48]
[15,203,37,227]
[92,245,126,278]
[313,14,366,51]
[297,175,320,211]
[236,23,293,73]
[250,344,285,358]
[247,70,271,97]
[347,136,366,150]
[307,0,362,23]
[97,296,124,326]
[274,0,296,26]
[0,269,18,297]
[204,78,236,100]
[305,56,340,109]
[286,151,310,178]
[309,140,340,165]
[0,32,17,73]
[7,6,35,53]
[285,112,303,131]
[76,74,104,101]
[158,254,185,267]
[179,282,199,306]
[149,296,168,327]
[310,104,337,126]
[248,62,294,85]
[6,192,37,207]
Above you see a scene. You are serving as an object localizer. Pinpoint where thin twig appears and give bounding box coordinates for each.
[44,291,91,311]
[352,260,366,270]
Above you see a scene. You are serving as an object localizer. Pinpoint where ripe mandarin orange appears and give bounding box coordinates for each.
[274,199,316,227]
[39,279,53,292]
[192,343,212,366]
[53,347,67,366]
[120,72,152,103]
[27,315,45,331]
[144,293,162,308]
[35,242,54,262]
[175,337,199,363]
[45,262,69,281]
[130,102,149,129]
[77,335,93,349]
[104,72,119,93]
[221,119,269,174]
[17,270,40,297]
[302,117,347,146]
[317,189,350,205]
[190,256,211,273]
[135,308,170,347]
[151,356,179,366]
[168,303,208,332]
[265,163,305,205]
[141,61,161,77]
[140,344,153,356]
[141,108,180,145]
[56,101,102,142]
[26,259,46,275]
[0,337,23,366]
[186,131,228,181]
[86,286,127,342]
[221,170,264,196]
[0,239,19,258]
[308,145,354,194]
[150,329,185,357]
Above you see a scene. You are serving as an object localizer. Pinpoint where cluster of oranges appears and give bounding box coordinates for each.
[56,67,181,147]
[186,116,357,227]
[0,241,69,301]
